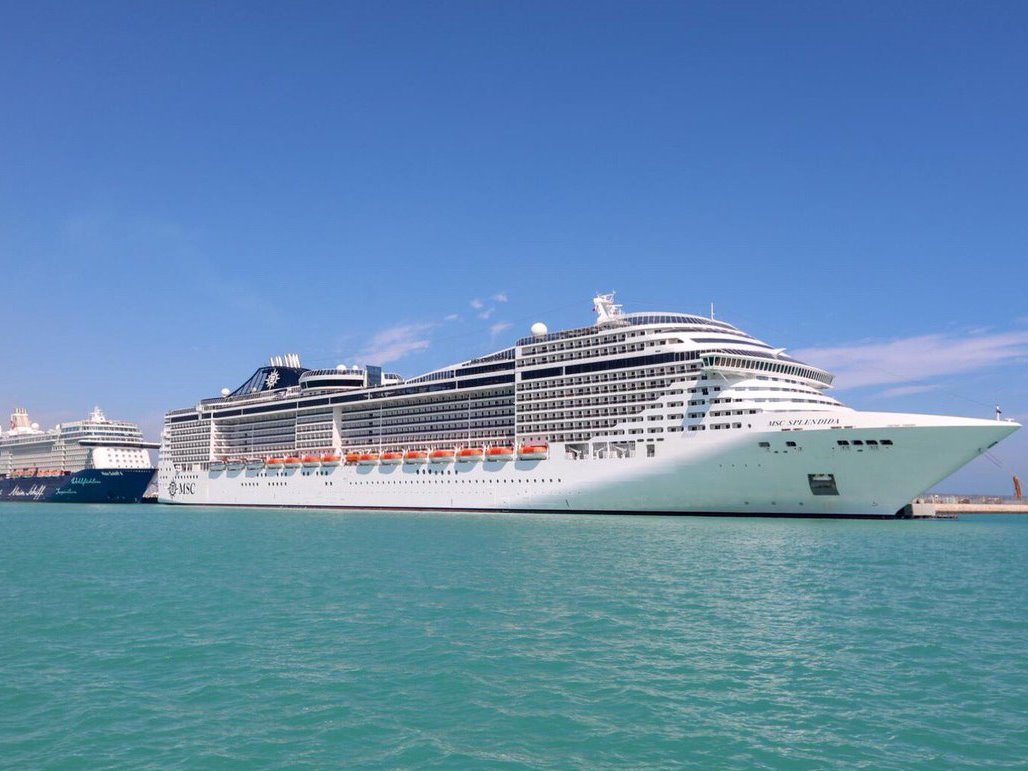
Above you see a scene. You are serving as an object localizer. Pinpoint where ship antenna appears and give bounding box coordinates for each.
[710,302,715,320]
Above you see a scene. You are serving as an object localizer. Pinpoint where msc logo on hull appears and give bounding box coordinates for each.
[167,480,195,498]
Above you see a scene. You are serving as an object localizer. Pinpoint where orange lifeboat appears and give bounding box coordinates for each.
[518,443,549,460]
[487,446,515,461]
[283,457,302,469]
[301,455,321,467]
[266,457,285,468]
[345,452,362,465]
[430,449,455,463]
[457,447,484,463]
[381,451,404,465]
[403,450,428,464]
[321,454,341,467]
[358,452,380,466]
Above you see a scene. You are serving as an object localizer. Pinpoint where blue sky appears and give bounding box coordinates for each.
[1,1,1025,493]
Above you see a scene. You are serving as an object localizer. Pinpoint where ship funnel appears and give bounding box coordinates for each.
[269,353,301,368]
[593,292,624,325]
[9,408,31,431]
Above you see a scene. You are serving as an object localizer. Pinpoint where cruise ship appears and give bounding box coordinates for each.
[157,294,1019,517]
[0,407,158,503]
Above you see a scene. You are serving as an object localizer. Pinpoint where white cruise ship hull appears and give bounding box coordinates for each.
[157,412,1017,518]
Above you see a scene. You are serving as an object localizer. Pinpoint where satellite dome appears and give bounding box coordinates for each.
[351,365,360,371]
[31,422,39,430]
[531,322,548,337]
[336,364,347,372]
[221,387,231,397]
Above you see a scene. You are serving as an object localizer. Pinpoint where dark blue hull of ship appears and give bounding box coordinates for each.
[0,469,155,504]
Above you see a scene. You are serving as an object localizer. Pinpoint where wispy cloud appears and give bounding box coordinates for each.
[492,292,508,303]
[477,308,495,320]
[490,321,512,337]
[877,384,941,399]
[469,298,484,310]
[443,313,460,322]
[355,323,433,365]
[793,330,1028,389]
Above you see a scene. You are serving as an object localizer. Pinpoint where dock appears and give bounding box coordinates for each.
[905,498,1028,518]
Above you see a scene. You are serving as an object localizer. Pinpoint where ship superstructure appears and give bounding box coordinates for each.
[0,407,157,503]
[157,294,1019,517]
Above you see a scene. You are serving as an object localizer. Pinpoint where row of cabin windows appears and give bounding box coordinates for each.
[518,365,698,392]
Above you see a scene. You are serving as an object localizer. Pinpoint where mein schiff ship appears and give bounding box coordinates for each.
[157,294,1019,517]
[0,407,157,503]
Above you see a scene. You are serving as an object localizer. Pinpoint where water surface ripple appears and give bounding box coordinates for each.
[1,505,1026,769]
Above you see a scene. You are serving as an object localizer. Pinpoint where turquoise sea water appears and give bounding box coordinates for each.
[1,505,1026,770]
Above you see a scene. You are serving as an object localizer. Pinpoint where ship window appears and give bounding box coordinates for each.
[881,439,893,445]
[808,473,839,496]
[758,441,770,448]
[785,441,797,447]
[852,440,864,446]
[837,440,849,446]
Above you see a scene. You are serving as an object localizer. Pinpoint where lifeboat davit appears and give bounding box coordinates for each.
[210,460,227,471]
[345,452,362,465]
[301,456,321,467]
[486,446,515,461]
[358,452,380,466]
[518,443,549,460]
[404,450,428,464]
[283,457,302,469]
[457,447,484,462]
[246,458,265,470]
[321,454,341,467]
[430,449,455,463]
[381,451,404,465]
